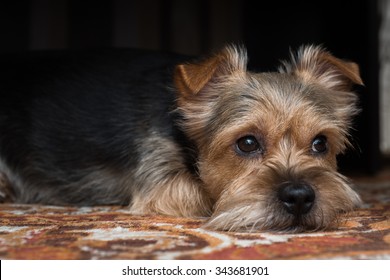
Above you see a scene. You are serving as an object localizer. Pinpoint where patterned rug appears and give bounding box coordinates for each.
[0,179,389,260]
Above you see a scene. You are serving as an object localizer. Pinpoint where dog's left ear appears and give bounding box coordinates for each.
[174,45,247,97]
[281,45,364,91]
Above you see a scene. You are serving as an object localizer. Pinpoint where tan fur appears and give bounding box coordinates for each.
[0,172,14,202]
[169,44,362,232]
[174,45,247,97]
[129,132,212,217]
[0,44,363,233]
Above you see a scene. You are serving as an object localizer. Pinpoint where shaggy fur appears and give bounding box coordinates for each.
[0,45,363,232]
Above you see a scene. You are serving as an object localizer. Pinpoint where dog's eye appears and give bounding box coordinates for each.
[311,135,328,154]
[236,135,261,155]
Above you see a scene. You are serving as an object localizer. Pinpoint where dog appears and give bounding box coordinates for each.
[0,44,363,232]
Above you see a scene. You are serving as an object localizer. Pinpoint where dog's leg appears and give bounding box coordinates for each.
[128,133,212,218]
[130,170,211,218]
[0,172,14,203]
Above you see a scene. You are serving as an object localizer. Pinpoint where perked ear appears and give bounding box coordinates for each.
[280,45,364,91]
[174,45,247,97]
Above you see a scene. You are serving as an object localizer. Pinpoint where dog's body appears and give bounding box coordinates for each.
[0,45,363,232]
[0,49,207,211]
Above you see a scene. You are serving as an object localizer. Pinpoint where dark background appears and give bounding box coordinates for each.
[0,0,381,174]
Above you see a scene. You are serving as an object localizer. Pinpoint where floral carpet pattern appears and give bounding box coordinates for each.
[0,181,389,260]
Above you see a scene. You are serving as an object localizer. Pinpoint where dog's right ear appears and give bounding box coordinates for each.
[174,45,247,97]
[280,45,363,91]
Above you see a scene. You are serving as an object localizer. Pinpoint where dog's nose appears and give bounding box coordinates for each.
[278,183,315,216]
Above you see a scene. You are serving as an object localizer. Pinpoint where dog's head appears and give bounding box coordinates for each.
[174,45,363,232]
